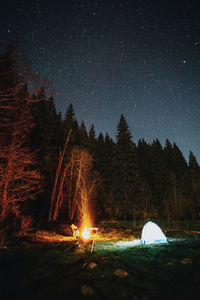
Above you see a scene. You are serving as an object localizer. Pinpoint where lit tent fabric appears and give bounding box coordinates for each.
[141,221,168,244]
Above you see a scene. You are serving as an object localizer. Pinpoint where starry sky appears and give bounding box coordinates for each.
[1,0,200,162]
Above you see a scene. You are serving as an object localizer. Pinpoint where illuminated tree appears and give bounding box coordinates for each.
[0,46,41,225]
[68,149,98,225]
[49,144,98,225]
[48,130,71,222]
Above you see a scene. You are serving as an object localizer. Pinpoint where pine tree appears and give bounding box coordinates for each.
[93,132,106,220]
[168,143,190,221]
[0,44,19,91]
[188,151,200,219]
[137,139,155,219]
[101,133,116,219]
[88,124,97,155]
[189,151,199,171]
[164,139,173,169]
[162,139,175,221]
[63,103,75,130]
[96,133,104,170]
[111,114,140,221]
[137,139,152,184]
[63,103,80,148]
[116,114,132,148]
[79,121,88,149]
[149,139,168,214]
[172,143,188,180]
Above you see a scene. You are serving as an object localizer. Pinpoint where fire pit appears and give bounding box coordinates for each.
[71,224,98,252]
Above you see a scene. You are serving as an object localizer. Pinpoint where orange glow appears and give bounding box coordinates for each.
[81,226,90,240]
[80,213,92,241]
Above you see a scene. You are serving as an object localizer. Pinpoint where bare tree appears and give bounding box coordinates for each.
[49,146,98,225]
[0,46,42,224]
[69,149,97,225]
[0,88,41,221]
[48,130,71,222]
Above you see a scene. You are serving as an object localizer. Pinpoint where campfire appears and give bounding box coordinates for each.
[81,226,99,240]
[71,221,98,252]
[81,226,90,240]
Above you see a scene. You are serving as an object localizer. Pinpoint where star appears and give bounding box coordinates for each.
[1,0,199,163]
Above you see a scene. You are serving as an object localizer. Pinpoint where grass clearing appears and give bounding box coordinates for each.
[0,220,200,299]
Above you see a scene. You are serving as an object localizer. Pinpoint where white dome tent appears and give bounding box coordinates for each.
[141,221,168,245]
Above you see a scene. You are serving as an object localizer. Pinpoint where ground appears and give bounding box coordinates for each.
[0,220,200,299]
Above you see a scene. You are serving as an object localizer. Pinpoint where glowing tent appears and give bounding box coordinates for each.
[141,221,168,245]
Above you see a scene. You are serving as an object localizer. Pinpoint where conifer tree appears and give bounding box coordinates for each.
[189,151,199,171]
[188,151,200,218]
[93,132,106,219]
[172,143,188,180]
[100,133,116,219]
[111,114,140,221]
[79,121,88,149]
[96,132,104,171]
[137,139,155,219]
[88,124,97,155]
[164,139,173,169]
[168,143,190,221]
[30,90,63,222]
[63,103,80,148]
[31,91,62,173]
[149,139,168,212]
[137,139,152,184]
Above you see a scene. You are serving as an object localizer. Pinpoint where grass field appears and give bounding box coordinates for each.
[0,220,200,299]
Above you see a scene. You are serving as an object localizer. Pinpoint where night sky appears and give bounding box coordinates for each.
[1,0,200,162]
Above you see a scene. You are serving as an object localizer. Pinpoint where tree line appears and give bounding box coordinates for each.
[0,46,200,235]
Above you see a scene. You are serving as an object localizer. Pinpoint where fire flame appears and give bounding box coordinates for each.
[81,226,90,240]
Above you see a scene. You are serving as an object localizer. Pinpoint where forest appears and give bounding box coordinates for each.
[0,45,200,241]
[1,44,200,300]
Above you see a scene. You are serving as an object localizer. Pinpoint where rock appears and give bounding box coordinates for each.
[114,268,128,278]
[101,256,109,260]
[167,261,174,266]
[181,258,192,264]
[82,262,87,269]
[88,262,97,269]
[81,285,94,295]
